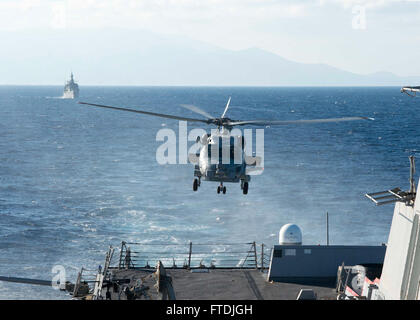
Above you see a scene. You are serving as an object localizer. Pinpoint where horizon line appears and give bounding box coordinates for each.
[0,84,409,88]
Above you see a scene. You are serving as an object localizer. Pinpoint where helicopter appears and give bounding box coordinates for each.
[79,98,372,195]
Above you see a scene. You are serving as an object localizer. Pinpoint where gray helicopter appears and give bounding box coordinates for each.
[79,98,372,195]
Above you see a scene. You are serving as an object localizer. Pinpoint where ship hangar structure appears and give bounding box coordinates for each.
[261,223,385,284]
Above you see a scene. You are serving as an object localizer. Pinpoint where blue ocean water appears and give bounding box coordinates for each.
[0,86,419,299]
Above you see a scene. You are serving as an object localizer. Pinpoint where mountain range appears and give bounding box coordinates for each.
[1,29,418,86]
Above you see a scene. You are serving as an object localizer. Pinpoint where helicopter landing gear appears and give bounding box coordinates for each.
[193,177,201,192]
[217,183,226,194]
[241,180,249,195]
[243,182,248,195]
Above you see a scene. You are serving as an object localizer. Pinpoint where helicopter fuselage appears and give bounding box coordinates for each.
[197,147,248,183]
[191,130,259,194]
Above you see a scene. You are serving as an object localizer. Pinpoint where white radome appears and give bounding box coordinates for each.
[279,224,302,245]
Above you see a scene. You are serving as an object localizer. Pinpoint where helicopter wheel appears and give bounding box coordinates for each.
[243,182,248,195]
[193,179,198,191]
[222,186,226,194]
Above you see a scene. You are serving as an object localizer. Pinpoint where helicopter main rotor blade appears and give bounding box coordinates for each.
[221,96,231,119]
[227,116,373,127]
[180,104,215,120]
[78,102,211,124]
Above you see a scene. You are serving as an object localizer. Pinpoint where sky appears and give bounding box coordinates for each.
[0,0,419,84]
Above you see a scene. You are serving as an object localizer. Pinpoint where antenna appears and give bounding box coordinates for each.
[409,155,416,194]
[365,156,417,206]
[326,212,329,246]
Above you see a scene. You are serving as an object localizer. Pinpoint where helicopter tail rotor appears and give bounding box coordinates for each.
[221,96,231,119]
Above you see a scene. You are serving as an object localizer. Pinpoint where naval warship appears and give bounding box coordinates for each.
[1,157,419,300]
[63,72,79,99]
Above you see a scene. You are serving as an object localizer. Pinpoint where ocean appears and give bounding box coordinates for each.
[0,86,418,299]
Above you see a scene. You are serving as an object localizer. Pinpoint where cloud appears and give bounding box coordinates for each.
[0,0,419,78]
[0,0,417,34]
[0,0,312,30]
[321,0,420,9]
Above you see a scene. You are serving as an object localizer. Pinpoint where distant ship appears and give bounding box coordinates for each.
[63,72,79,99]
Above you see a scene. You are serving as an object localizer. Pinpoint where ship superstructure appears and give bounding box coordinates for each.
[63,72,79,99]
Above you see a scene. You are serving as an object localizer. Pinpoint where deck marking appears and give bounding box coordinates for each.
[243,271,264,300]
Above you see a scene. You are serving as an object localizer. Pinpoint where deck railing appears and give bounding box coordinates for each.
[116,241,272,270]
[72,241,272,298]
